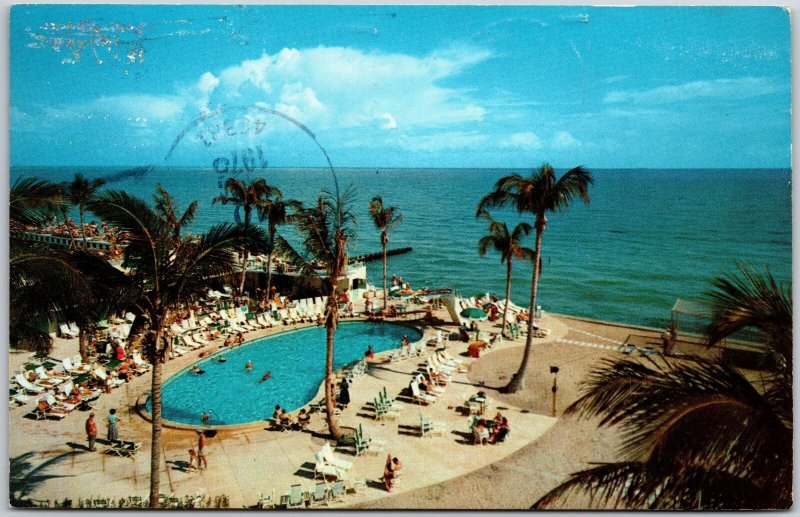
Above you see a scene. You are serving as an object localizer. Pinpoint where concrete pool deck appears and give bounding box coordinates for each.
[10,303,709,508]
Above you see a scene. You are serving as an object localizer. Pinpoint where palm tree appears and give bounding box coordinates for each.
[213,177,279,294]
[367,196,402,310]
[477,211,533,336]
[477,164,592,392]
[88,188,266,508]
[257,191,290,300]
[533,265,791,510]
[62,173,106,249]
[276,188,356,440]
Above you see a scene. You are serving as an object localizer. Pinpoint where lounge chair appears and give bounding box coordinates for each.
[93,366,125,389]
[15,374,45,394]
[352,478,367,497]
[34,366,67,386]
[355,423,386,456]
[68,322,81,336]
[9,388,29,406]
[256,489,275,509]
[419,410,447,438]
[308,482,329,507]
[320,442,353,470]
[285,484,305,509]
[27,398,69,420]
[132,353,152,372]
[314,453,347,481]
[43,392,76,412]
[328,480,346,504]
[181,335,202,350]
[416,374,445,396]
[106,440,141,458]
[410,381,438,405]
[59,323,79,339]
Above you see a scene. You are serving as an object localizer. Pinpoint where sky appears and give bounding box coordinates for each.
[9,5,792,169]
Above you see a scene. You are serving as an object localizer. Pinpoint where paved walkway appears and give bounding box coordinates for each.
[9,308,565,508]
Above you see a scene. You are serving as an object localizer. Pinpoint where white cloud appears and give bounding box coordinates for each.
[603,77,782,104]
[194,71,220,111]
[500,131,541,149]
[551,131,579,149]
[202,45,490,131]
[380,113,398,130]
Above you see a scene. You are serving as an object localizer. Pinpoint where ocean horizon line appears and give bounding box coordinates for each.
[11,165,793,172]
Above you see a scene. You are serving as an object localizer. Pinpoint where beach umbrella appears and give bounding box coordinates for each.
[460,307,488,321]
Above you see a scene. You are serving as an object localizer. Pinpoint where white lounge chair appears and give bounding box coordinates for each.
[93,366,125,388]
[59,323,79,339]
[182,335,202,349]
[416,374,445,396]
[410,381,438,405]
[314,453,348,481]
[132,352,152,372]
[15,374,45,394]
[68,322,81,335]
[320,442,353,470]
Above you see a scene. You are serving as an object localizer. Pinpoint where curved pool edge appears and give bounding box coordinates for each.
[138,319,430,431]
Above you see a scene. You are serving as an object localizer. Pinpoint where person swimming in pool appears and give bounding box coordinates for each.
[245,360,253,371]
[192,364,205,375]
[261,371,272,382]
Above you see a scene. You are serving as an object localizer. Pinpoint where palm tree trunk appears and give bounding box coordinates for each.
[502,258,512,336]
[324,291,342,440]
[505,217,545,393]
[148,356,163,507]
[78,326,88,363]
[265,228,276,299]
[382,232,388,310]
[148,327,165,508]
[79,205,87,249]
[239,211,250,296]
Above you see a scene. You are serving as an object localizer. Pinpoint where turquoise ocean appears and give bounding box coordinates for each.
[11,166,792,331]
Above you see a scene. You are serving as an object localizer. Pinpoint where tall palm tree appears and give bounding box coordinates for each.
[533,265,792,510]
[257,191,291,300]
[276,188,356,440]
[88,188,266,508]
[477,211,534,336]
[62,173,106,249]
[213,177,279,294]
[367,196,402,310]
[477,164,592,392]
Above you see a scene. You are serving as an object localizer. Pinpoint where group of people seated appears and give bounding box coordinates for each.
[473,411,510,445]
[270,405,311,431]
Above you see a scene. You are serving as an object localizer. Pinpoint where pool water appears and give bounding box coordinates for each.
[148,321,422,426]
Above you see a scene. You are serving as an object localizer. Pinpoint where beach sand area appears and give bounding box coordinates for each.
[8,303,713,509]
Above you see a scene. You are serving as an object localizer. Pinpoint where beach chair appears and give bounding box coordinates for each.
[132,353,152,372]
[9,388,30,407]
[181,335,202,350]
[308,482,329,507]
[93,366,125,389]
[106,440,141,458]
[416,374,445,396]
[355,423,386,456]
[59,323,79,339]
[419,410,447,438]
[285,484,305,509]
[15,374,45,394]
[314,453,347,481]
[352,478,367,497]
[170,323,185,336]
[320,442,353,470]
[328,480,346,504]
[257,489,275,509]
[410,381,438,405]
[373,398,401,421]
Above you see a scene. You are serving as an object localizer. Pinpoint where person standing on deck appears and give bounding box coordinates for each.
[85,412,97,451]
[196,430,208,469]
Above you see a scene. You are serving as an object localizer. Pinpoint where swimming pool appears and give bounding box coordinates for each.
[148,321,422,426]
